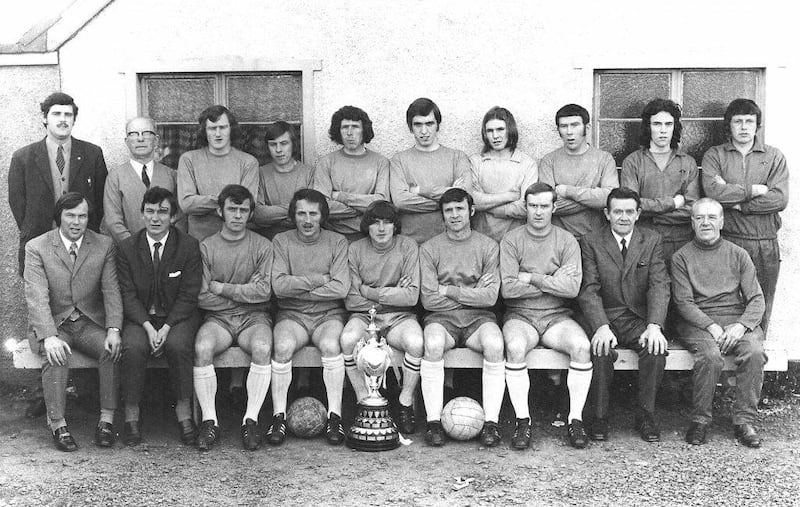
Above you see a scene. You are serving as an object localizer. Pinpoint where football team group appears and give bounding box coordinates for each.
[9,92,787,453]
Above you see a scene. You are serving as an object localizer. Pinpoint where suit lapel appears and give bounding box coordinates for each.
[73,231,93,274]
[160,228,178,271]
[68,140,85,189]
[601,228,623,269]
[621,228,644,278]
[50,230,74,272]
[137,231,155,278]
[34,140,55,197]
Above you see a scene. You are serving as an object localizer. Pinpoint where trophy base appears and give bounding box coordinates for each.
[346,400,400,452]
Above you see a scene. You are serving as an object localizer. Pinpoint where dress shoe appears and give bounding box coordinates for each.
[567,419,588,449]
[325,413,345,446]
[241,418,261,451]
[123,421,142,446]
[179,419,198,445]
[26,397,47,419]
[397,403,416,434]
[266,413,286,446]
[734,424,762,448]
[424,421,446,447]
[197,420,220,451]
[511,418,532,450]
[635,413,661,443]
[479,421,502,447]
[52,426,78,452]
[685,422,708,445]
[589,418,609,441]
[94,422,115,448]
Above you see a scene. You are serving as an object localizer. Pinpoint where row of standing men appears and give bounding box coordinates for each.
[8,93,787,452]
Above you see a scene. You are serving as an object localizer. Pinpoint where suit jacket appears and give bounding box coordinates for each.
[103,160,185,244]
[8,137,108,273]
[24,229,122,348]
[116,226,202,328]
[577,225,670,334]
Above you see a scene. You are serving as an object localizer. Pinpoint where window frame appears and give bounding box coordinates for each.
[122,58,321,163]
[591,67,766,166]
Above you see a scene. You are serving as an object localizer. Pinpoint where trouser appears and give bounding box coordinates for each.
[676,314,766,425]
[40,317,118,423]
[589,311,666,419]
[724,235,779,335]
[120,312,200,406]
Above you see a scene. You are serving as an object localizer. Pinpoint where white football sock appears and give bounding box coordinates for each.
[270,360,292,415]
[193,365,218,425]
[344,353,369,402]
[421,359,444,422]
[567,361,593,422]
[482,360,505,423]
[243,362,271,424]
[505,361,530,420]
[400,353,422,407]
[322,354,345,416]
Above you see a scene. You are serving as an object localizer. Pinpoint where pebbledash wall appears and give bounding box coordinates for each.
[1,0,798,382]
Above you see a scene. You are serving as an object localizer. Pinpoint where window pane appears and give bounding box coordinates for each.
[226,74,303,122]
[146,77,215,122]
[597,73,671,118]
[682,71,760,118]
[597,120,640,166]
[681,120,728,166]
[156,125,197,169]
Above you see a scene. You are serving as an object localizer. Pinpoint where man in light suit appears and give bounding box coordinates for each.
[9,92,108,275]
[578,187,670,442]
[116,187,202,446]
[24,192,122,452]
[104,116,182,244]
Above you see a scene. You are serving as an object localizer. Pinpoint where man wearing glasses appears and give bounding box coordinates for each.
[104,117,181,244]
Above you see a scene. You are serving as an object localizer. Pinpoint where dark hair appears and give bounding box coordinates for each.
[328,106,375,145]
[360,200,401,236]
[288,188,329,225]
[141,186,178,217]
[555,104,590,126]
[481,106,519,154]
[218,184,255,212]
[524,182,557,204]
[439,188,476,228]
[406,97,441,131]
[196,105,240,148]
[606,186,641,210]
[724,98,762,130]
[53,192,90,225]
[639,98,682,149]
[264,121,301,162]
[40,92,78,119]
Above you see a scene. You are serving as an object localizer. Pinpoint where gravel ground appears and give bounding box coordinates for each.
[1,371,798,506]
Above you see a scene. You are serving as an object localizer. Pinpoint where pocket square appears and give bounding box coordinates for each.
[168,271,182,278]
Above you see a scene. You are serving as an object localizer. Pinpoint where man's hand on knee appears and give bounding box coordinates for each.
[44,336,71,366]
[591,325,617,356]
[720,323,746,354]
[638,324,667,355]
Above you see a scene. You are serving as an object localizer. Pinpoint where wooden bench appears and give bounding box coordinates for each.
[12,340,789,371]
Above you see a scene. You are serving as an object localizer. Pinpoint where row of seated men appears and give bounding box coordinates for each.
[10,92,784,453]
[21,182,767,454]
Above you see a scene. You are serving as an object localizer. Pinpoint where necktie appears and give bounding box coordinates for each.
[142,164,151,188]
[620,238,628,260]
[152,242,162,314]
[69,242,78,265]
[57,146,65,174]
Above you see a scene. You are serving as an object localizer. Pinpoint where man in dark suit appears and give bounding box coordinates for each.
[578,187,670,442]
[117,187,202,446]
[24,192,122,452]
[9,92,108,275]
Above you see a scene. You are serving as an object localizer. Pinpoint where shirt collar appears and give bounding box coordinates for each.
[146,230,169,255]
[481,149,523,163]
[610,229,632,250]
[59,230,83,251]
[46,136,72,157]
[131,159,153,171]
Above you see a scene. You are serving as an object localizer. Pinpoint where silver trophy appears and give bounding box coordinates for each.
[346,306,400,451]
